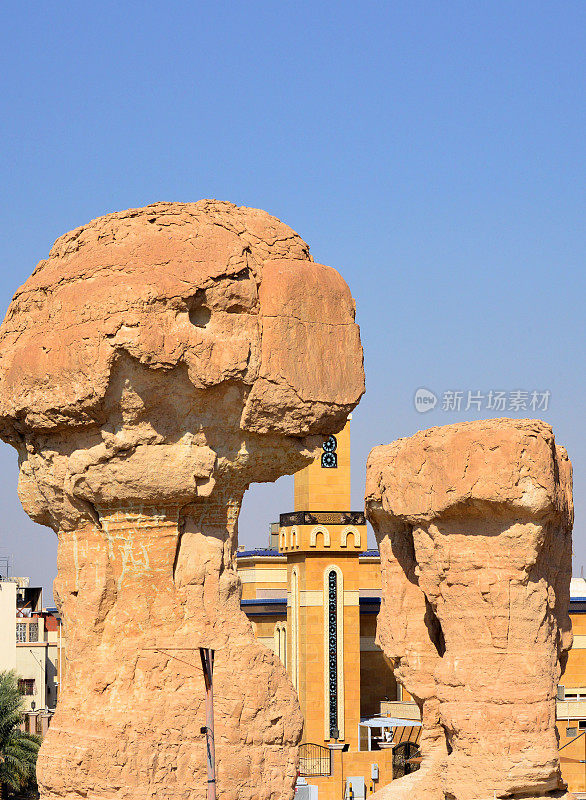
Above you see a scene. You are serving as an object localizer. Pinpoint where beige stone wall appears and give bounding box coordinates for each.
[358,559,384,588]
[237,556,287,599]
[0,581,16,672]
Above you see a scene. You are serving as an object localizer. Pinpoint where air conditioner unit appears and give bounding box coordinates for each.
[295,777,318,800]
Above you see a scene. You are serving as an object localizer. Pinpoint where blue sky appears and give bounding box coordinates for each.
[0,1,584,601]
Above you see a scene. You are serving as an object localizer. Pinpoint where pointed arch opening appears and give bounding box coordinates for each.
[323,565,345,740]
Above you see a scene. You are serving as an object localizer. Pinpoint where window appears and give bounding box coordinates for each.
[321,435,338,469]
[28,623,39,642]
[323,565,345,740]
[328,569,338,738]
[18,679,35,696]
[274,623,287,667]
[291,568,299,691]
[16,623,26,643]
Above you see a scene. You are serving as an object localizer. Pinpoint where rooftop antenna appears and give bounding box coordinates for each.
[0,553,12,580]
[581,565,584,579]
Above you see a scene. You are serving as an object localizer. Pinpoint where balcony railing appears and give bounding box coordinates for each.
[557,698,586,720]
[299,743,331,776]
[279,511,366,527]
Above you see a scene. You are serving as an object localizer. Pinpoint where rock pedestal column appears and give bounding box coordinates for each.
[42,490,303,800]
[365,419,573,800]
[0,202,365,800]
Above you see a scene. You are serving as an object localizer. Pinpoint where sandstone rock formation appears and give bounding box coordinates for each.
[365,419,573,800]
[0,201,365,800]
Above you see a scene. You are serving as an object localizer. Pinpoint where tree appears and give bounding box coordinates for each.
[0,671,41,800]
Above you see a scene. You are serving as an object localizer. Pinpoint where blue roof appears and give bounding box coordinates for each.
[237,548,381,558]
[241,598,286,605]
[237,549,283,558]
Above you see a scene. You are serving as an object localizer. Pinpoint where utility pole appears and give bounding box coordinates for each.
[199,648,216,800]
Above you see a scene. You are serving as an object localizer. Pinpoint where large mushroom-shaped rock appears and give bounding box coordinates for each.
[365,419,573,800]
[0,201,365,800]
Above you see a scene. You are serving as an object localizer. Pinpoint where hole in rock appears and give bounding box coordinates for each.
[233,266,251,281]
[444,728,453,755]
[187,291,212,328]
[424,597,446,657]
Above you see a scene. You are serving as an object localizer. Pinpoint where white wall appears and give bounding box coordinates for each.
[0,581,16,672]
[16,645,47,710]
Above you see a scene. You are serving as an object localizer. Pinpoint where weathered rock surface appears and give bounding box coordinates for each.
[365,419,573,800]
[0,201,365,800]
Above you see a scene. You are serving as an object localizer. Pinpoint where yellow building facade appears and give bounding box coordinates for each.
[556,580,586,797]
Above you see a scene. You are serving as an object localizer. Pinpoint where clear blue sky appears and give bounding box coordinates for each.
[0,1,584,603]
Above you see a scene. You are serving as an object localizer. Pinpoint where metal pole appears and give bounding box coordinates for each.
[199,648,216,800]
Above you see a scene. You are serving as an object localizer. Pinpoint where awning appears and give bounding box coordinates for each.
[359,717,422,728]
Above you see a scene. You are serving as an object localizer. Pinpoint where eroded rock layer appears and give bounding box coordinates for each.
[0,201,365,800]
[365,419,573,800]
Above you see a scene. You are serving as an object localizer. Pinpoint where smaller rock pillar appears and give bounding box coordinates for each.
[365,419,574,800]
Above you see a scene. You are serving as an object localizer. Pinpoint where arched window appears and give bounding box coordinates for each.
[281,624,287,667]
[328,570,338,737]
[274,623,287,667]
[323,565,345,739]
[291,568,300,691]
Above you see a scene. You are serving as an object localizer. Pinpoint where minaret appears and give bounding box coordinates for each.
[279,418,366,747]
